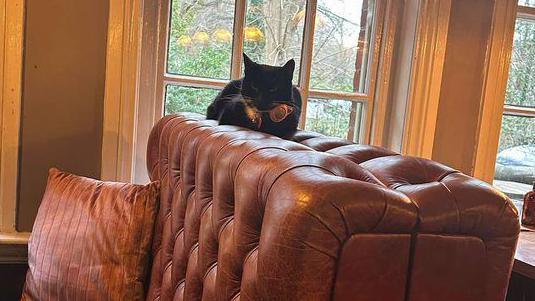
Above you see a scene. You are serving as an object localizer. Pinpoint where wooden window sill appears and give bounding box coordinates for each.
[0,233,29,264]
[0,232,30,245]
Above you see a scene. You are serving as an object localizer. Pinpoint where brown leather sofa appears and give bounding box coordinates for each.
[145,113,520,301]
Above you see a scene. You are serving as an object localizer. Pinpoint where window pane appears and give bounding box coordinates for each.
[310,0,375,93]
[305,98,362,141]
[505,18,535,108]
[167,0,235,79]
[243,0,306,82]
[493,115,535,213]
[519,0,535,7]
[165,85,219,115]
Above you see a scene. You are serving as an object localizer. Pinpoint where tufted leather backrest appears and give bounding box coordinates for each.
[146,113,519,301]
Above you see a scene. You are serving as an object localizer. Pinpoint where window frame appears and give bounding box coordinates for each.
[473,0,534,183]
[102,0,405,184]
[495,4,535,187]
[155,0,388,143]
[506,5,535,118]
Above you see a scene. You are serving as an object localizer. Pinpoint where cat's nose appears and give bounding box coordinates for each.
[255,96,265,105]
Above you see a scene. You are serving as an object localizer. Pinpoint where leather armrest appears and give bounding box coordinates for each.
[361,155,520,301]
[232,151,418,300]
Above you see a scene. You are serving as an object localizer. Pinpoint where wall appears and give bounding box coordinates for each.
[431,0,494,174]
[17,0,109,231]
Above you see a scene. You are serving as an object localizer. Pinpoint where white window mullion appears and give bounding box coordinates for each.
[154,0,173,120]
[347,102,360,141]
[309,89,369,102]
[231,0,247,80]
[163,74,228,90]
[503,105,535,118]
[298,0,318,128]
[360,0,388,144]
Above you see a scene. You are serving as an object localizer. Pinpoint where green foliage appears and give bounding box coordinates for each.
[167,0,234,79]
[499,19,535,152]
[505,19,535,108]
[165,0,233,113]
[305,99,359,140]
[499,115,534,152]
[165,86,219,115]
[170,44,232,79]
[310,70,354,92]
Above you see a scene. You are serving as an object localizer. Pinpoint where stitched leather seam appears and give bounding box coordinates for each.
[231,292,241,301]
[189,243,199,257]
[372,189,390,232]
[174,279,185,291]
[174,227,185,241]
[177,124,211,195]
[263,164,337,206]
[303,241,336,260]
[438,181,461,234]
[165,209,172,219]
[150,115,180,181]
[243,245,259,266]
[201,201,213,217]
[261,164,339,246]
[203,262,218,283]
[359,153,401,167]
[487,195,519,241]
[303,211,343,245]
[164,119,194,183]
[211,137,287,182]
[218,216,235,241]
[234,145,290,177]
[192,129,246,202]
[214,144,291,243]
[164,260,172,271]
[330,202,349,238]
[404,227,419,301]
[391,182,408,190]
[167,121,203,183]
[436,170,459,182]
[328,234,361,299]
[183,188,196,207]
[152,115,197,301]
[214,137,270,162]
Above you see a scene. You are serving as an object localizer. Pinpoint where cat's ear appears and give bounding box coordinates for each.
[243,53,255,74]
[283,59,295,78]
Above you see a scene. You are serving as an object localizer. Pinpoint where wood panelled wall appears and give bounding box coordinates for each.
[17,0,109,231]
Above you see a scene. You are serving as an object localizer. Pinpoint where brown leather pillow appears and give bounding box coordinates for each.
[21,168,160,301]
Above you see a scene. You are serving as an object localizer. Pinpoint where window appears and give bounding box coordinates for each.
[159,0,383,142]
[492,1,535,212]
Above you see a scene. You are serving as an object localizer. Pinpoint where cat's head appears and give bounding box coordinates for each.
[241,53,295,111]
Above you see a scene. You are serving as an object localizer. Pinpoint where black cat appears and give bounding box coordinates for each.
[206,53,302,139]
